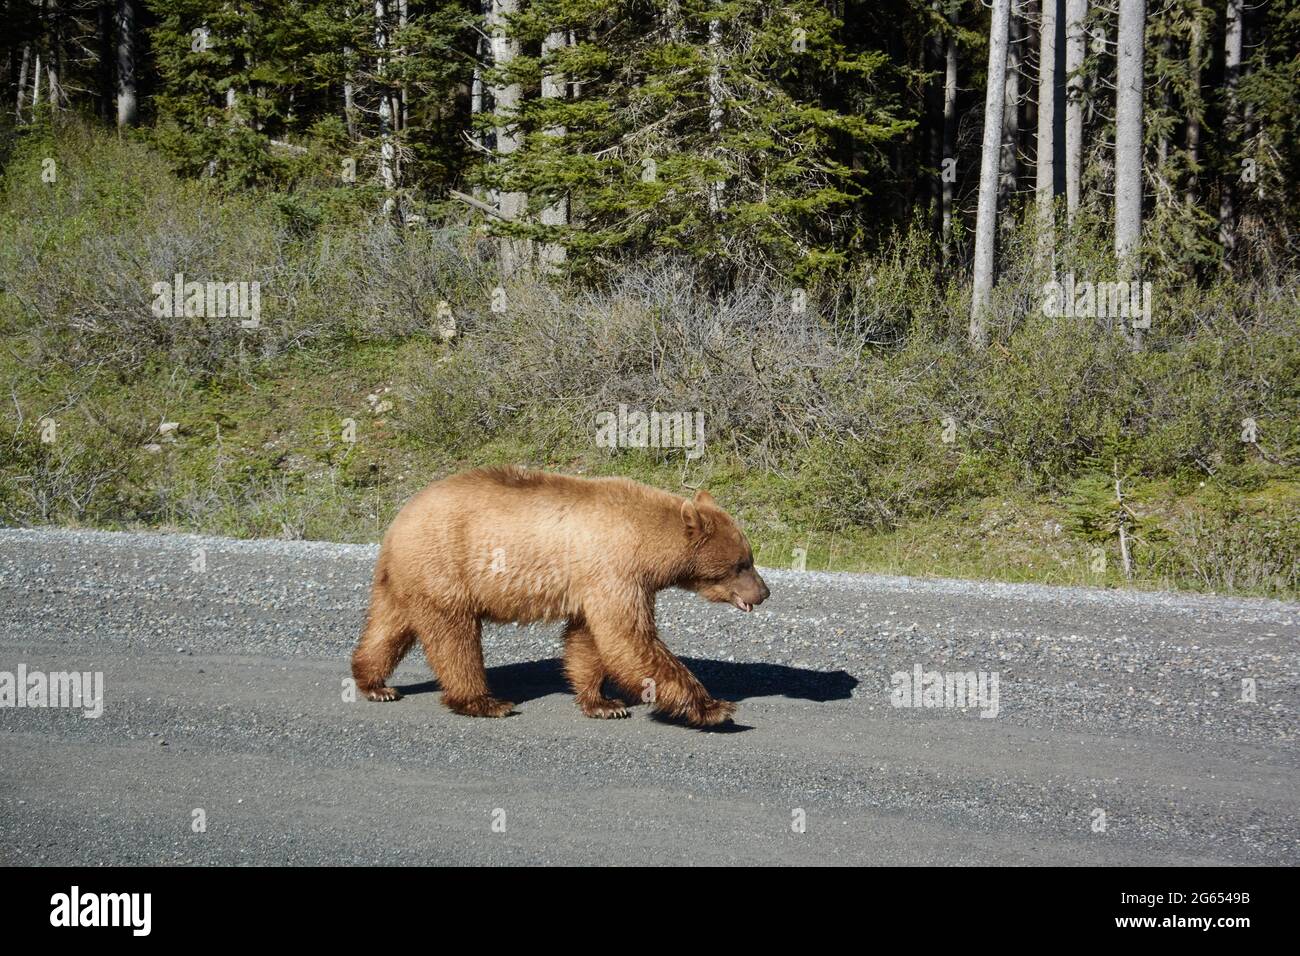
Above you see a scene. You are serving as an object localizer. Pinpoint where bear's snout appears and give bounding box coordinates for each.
[730,571,770,612]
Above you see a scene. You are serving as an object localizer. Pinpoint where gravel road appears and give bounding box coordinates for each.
[1,526,1296,865]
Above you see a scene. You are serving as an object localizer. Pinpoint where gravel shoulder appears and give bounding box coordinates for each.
[1,527,1296,865]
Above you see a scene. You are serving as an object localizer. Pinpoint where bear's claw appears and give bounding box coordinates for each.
[579,696,630,719]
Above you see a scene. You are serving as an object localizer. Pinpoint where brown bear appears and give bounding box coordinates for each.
[351,466,770,726]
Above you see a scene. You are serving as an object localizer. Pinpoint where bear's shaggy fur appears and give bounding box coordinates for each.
[351,467,769,726]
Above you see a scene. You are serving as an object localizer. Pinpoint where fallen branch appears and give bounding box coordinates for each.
[449,189,504,220]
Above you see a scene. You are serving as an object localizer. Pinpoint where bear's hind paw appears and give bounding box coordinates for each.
[689,697,736,727]
[446,695,516,718]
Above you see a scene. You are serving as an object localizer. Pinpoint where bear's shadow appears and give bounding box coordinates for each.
[394,657,857,712]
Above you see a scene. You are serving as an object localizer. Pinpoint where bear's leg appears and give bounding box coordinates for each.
[415,608,515,718]
[352,582,416,702]
[587,603,735,727]
[563,619,629,719]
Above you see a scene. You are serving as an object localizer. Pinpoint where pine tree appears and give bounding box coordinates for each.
[489,0,912,282]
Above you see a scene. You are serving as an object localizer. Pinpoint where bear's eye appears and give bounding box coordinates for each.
[736,559,751,573]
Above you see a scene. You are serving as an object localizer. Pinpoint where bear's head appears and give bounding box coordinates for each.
[679,490,770,612]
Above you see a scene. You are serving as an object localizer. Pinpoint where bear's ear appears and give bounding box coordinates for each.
[681,499,714,540]
[694,489,716,507]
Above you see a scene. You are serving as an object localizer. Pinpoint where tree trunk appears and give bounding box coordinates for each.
[115,0,137,126]
[469,3,485,202]
[1114,0,1144,268]
[343,5,357,140]
[706,8,724,216]
[1115,466,1133,580]
[1184,3,1202,206]
[1064,0,1086,222]
[397,0,408,133]
[665,0,685,42]
[929,2,944,234]
[343,67,357,139]
[1035,0,1059,263]
[999,2,1021,211]
[470,30,483,145]
[46,0,62,111]
[16,43,30,121]
[539,29,568,269]
[941,6,958,265]
[490,0,527,273]
[1022,0,1038,175]
[969,0,1013,347]
[1218,0,1243,257]
[1115,0,1145,350]
[375,0,396,190]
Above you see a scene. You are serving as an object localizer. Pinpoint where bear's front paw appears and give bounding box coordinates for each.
[689,697,736,727]
[578,695,630,719]
[362,684,402,702]
[446,695,516,718]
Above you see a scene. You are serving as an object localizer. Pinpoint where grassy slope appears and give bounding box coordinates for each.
[60,342,1287,597]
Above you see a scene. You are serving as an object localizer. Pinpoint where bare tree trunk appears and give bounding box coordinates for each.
[343,66,357,138]
[397,0,408,134]
[32,51,41,113]
[929,2,945,234]
[941,9,958,265]
[1035,0,1059,263]
[1184,2,1202,206]
[1114,465,1133,580]
[970,0,1013,347]
[16,43,30,121]
[1218,0,1243,257]
[490,0,527,273]
[375,0,395,190]
[115,0,137,126]
[470,31,483,143]
[343,5,357,139]
[999,2,1022,211]
[1022,0,1038,174]
[539,29,568,269]
[469,3,485,202]
[1114,0,1145,267]
[1064,0,1086,222]
[706,9,724,215]
[1115,0,1145,350]
[46,0,62,111]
